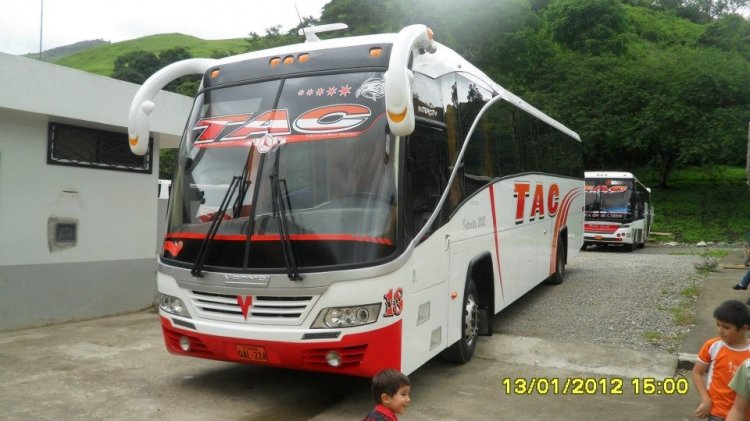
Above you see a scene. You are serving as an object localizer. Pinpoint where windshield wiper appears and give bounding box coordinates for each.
[191,175,242,277]
[270,152,302,281]
[232,164,251,218]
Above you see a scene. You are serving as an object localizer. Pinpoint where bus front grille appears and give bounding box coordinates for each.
[188,290,317,326]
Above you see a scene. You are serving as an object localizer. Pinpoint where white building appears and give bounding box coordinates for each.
[0,53,192,331]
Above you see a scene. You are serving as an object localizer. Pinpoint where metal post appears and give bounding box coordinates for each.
[39,0,44,60]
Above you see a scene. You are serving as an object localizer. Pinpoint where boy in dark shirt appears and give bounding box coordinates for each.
[363,369,411,421]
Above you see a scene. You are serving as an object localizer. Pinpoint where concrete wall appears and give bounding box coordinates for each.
[0,54,192,331]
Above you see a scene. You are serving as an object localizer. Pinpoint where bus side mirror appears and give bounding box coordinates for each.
[385,25,435,137]
[384,67,415,136]
[128,58,218,155]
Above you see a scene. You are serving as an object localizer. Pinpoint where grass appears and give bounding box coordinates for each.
[643,331,663,342]
[54,34,248,76]
[637,165,750,243]
[669,284,701,327]
[679,284,701,299]
[669,250,730,258]
[670,303,695,326]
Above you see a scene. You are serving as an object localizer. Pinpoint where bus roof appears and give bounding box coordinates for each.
[585,171,637,179]
[212,27,581,143]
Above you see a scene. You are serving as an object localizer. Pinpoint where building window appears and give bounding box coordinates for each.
[47,123,152,173]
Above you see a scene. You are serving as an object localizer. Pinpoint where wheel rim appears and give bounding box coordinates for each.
[463,293,479,345]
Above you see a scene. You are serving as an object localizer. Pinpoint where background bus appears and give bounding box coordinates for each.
[583,171,654,251]
[128,24,584,377]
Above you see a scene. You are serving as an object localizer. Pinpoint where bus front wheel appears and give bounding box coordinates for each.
[441,279,479,364]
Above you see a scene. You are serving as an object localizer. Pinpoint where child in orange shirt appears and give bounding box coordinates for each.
[693,300,750,420]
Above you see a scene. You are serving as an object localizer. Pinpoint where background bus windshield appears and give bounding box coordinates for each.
[584,179,633,220]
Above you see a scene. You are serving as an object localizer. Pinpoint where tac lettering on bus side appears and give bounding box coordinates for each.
[513,182,560,224]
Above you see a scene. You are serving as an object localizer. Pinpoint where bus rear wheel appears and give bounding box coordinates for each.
[442,279,479,364]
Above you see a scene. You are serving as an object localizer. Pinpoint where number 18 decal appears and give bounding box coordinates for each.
[383,288,403,317]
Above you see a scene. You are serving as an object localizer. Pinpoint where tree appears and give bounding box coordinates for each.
[698,14,750,59]
[652,0,750,21]
[682,0,750,18]
[542,0,628,55]
[112,50,160,84]
[246,25,303,51]
[112,47,198,96]
[320,0,408,35]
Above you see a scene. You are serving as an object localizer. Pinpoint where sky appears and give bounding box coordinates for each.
[0,0,332,55]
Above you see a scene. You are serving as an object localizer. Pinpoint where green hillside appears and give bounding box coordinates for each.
[54,33,247,76]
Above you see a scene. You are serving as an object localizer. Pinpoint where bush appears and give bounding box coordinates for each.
[694,255,719,273]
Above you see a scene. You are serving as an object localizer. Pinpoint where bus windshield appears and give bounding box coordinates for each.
[584,179,633,220]
[163,71,399,271]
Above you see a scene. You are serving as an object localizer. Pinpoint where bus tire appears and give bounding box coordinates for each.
[627,241,636,252]
[441,279,479,364]
[547,238,566,285]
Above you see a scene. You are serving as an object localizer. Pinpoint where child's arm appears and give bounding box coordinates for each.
[692,361,712,418]
[726,394,749,421]
[728,360,750,421]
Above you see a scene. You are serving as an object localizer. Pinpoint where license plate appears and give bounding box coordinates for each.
[236,344,267,362]
[594,235,603,240]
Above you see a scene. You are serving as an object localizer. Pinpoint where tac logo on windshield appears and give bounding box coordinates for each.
[191,104,373,145]
[584,185,629,193]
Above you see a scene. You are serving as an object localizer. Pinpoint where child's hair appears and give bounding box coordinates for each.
[714,299,750,329]
[371,368,410,404]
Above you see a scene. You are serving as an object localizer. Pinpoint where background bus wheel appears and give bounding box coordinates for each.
[547,239,566,285]
[627,241,637,252]
[441,279,478,364]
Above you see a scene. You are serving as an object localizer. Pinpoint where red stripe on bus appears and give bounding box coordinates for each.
[488,184,505,302]
[584,223,619,233]
[164,232,393,246]
[549,189,581,275]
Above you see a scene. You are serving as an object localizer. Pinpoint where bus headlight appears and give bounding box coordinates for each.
[311,304,380,328]
[159,293,191,318]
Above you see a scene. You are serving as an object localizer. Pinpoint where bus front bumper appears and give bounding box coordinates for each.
[159,316,401,377]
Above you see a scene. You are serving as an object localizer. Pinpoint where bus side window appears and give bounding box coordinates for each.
[636,191,645,218]
[407,124,448,237]
[441,74,465,215]
[455,75,492,197]
[481,99,518,178]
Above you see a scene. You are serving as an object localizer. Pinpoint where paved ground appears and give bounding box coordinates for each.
[1,246,747,420]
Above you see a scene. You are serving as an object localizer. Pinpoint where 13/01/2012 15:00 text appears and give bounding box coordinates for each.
[501,377,690,396]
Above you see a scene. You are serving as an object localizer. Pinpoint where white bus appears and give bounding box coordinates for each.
[583,171,653,251]
[128,24,584,376]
